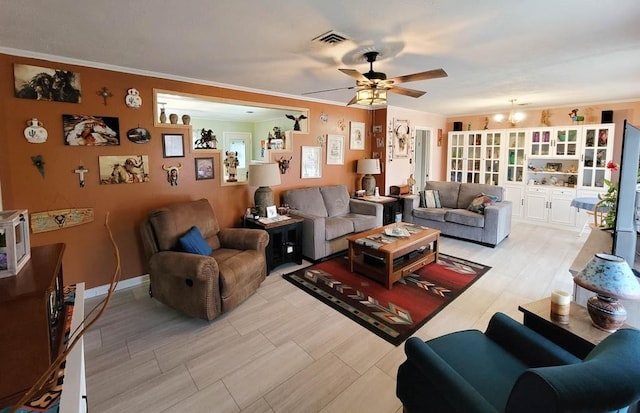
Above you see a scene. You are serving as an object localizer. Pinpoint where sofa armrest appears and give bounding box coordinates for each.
[402,195,420,223]
[485,312,581,367]
[149,251,219,282]
[400,337,499,413]
[482,201,512,246]
[218,228,269,251]
[288,210,327,260]
[349,199,383,226]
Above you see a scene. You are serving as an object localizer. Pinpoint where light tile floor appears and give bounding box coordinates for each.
[85,221,587,412]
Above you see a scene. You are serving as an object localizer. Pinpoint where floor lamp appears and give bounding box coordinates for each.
[248,163,281,217]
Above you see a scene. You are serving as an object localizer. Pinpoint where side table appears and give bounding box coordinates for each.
[244,216,303,274]
[518,297,631,359]
[357,195,400,225]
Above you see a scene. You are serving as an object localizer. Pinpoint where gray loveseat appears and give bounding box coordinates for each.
[403,181,512,247]
[282,185,383,260]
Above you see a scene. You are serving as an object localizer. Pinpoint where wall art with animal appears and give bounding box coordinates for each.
[63,114,120,146]
[99,155,149,184]
[14,63,81,103]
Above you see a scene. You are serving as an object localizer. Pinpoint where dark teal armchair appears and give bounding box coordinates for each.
[397,312,640,413]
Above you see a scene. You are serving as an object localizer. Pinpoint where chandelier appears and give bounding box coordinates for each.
[494,99,525,126]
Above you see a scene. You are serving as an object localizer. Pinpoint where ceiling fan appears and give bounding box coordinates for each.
[304,51,448,106]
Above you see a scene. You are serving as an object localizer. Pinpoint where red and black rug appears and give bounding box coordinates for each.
[283,254,491,346]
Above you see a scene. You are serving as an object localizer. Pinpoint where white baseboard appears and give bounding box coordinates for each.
[84,274,149,298]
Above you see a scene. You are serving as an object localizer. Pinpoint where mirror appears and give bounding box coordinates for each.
[154,89,308,184]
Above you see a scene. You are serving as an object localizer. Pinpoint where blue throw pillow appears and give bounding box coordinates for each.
[179,226,212,255]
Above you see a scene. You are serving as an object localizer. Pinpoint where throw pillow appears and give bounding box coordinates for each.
[482,192,500,203]
[179,226,212,255]
[467,194,494,214]
[423,190,442,208]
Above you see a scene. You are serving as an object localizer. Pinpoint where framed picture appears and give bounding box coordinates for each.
[301,146,322,179]
[63,114,120,146]
[98,155,149,184]
[393,119,410,158]
[350,121,365,150]
[266,205,277,218]
[195,157,214,180]
[14,64,81,103]
[326,134,344,165]
[191,128,220,153]
[162,133,184,158]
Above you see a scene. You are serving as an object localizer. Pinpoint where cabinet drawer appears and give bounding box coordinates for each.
[400,256,431,277]
[527,187,547,194]
[551,188,576,198]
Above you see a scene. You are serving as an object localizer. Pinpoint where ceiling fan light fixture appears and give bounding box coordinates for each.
[356,88,387,106]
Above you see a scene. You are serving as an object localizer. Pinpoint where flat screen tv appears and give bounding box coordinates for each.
[612,120,640,272]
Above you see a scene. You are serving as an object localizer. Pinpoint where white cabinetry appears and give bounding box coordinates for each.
[528,126,580,158]
[579,124,615,189]
[447,130,504,185]
[525,186,576,226]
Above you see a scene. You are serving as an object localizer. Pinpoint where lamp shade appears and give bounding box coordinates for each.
[574,253,640,300]
[356,88,387,106]
[356,159,381,175]
[248,163,281,187]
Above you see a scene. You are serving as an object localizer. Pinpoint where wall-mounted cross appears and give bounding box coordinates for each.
[97,86,113,105]
[74,165,89,187]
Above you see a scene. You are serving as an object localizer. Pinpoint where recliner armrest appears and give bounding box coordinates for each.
[485,312,581,367]
[149,251,219,281]
[401,337,499,413]
[219,228,269,251]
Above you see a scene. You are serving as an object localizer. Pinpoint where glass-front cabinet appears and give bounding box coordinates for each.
[483,131,502,186]
[554,126,580,157]
[466,132,483,184]
[506,130,526,184]
[529,128,552,157]
[448,132,466,182]
[580,124,615,189]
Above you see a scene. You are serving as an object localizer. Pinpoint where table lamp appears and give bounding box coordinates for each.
[356,159,381,196]
[248,163,281,217]
[573,253,640,332]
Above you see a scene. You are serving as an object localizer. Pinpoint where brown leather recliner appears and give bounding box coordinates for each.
[140,199,269,320]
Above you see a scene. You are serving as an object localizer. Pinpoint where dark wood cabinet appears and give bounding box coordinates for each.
[0,243,66,406]
[244,217,303,273]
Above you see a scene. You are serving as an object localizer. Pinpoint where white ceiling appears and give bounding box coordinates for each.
[1,0,639,116]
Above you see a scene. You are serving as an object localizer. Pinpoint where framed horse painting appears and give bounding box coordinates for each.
[63,114,120,146]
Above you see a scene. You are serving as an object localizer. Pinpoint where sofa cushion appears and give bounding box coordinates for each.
[421,190,442,208]
[413,207,447,222]
[282,187,328,217]
[342,213,378,232]
[445,209,485,227]
[467,194,495,214]
[426,181,460,208]
[213,248,266,299]
[320,185,351,217]
[179,226,213,255]
[458,183,503,209]
[325,216,355,240]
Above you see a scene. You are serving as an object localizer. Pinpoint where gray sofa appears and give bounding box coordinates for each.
[403,181,512,247]
[282,185,383,260]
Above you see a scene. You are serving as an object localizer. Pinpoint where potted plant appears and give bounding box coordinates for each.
[597,161,640,229]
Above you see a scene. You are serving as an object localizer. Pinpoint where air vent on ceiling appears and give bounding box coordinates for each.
[312,30,349,45]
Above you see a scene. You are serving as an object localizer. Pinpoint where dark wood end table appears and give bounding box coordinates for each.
[244,216,303,274]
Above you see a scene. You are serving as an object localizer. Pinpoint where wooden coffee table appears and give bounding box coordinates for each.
[347,223,440,289]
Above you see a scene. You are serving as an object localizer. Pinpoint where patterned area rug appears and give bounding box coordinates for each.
[283,254,491,346]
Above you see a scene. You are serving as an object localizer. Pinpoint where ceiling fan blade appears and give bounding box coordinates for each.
[387,68,448,85]
[388,86,427,98]
[346,95,358,106]
[339,68,370,83]
[302,85,355,95]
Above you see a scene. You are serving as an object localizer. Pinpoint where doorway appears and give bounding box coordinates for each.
[413,128,432,192]
[222,132,252,184]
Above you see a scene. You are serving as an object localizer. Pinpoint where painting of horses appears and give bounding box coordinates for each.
[14,63,81,103]
[63,114,120,146]
[98,155,150,185]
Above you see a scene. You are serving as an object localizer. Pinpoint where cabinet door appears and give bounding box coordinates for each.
[553,126,580,158]
[529,128,552,157]
[549,189,577,226]
[525,188,548,222]
[466,132,483,183]
[483,131,502,185]
[580,124,614,189]
[505,185,525,218]
[506,130,526,184]
[448,132,466,182]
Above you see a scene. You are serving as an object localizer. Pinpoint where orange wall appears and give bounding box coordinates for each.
[0,53,371,288]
